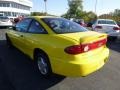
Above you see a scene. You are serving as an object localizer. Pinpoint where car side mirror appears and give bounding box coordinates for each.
[87,23,92,27]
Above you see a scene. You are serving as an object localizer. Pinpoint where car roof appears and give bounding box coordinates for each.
[97,19,114,21]
[31,16,60,19]
[27,16,61,34]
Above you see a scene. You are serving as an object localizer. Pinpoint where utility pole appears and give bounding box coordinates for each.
[95,0,98,14]
[44,0,47,15]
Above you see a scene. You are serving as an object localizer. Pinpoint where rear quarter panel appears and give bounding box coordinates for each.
[25,34,78,60]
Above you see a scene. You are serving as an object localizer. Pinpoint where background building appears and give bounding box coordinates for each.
[0,0,33,17]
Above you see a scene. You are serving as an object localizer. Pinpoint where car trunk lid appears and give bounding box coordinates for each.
[96,24,120,33]
[60,31,107,44]
[60,31,107,54]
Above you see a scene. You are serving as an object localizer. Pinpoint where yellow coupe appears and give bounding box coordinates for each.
[6,16,109,77]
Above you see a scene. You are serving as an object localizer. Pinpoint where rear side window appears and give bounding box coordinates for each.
[42,18,88,34]
[28,20,47,34]
[16,18,32,32]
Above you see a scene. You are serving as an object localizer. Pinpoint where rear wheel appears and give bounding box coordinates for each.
[34,51,52,77]
[108,36,117,41]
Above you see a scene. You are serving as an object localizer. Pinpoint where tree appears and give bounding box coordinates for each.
[61,13,69,18]
[83,11,97,22]
[61,0,97,22]
[113,9,120,16]
[98,9,120,22]
[31,12,46,16]
[31,12,56,16]
[66,0,83,19]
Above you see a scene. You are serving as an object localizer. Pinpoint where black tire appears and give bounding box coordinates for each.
[6,34,13,48]
[34,51,52,77]
[108,36,117,41]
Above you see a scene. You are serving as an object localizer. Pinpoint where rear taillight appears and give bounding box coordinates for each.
[64,45,83,54]
[64,38,107,55]
[95,26,102,29]
[113,27,120,30]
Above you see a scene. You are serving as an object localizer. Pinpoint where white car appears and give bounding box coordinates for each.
[0,16,13,27]
[92,19,120,38]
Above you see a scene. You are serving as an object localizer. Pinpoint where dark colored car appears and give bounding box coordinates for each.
[117,21,120,27]
[87,20,96,27]
[73,19,86,27]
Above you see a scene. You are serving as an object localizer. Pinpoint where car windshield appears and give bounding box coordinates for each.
[42,18,88,34]
[98,20,116,25]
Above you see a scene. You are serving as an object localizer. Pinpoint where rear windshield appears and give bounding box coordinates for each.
[98,20,116,25]
[42,18,88,34]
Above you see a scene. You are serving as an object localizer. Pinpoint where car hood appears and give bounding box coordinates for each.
[59,31,107,44]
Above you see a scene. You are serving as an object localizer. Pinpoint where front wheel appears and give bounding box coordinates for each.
[35,52,52,77]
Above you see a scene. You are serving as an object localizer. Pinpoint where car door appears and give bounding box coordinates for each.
[20,19,48,57]
[10,18,32,50]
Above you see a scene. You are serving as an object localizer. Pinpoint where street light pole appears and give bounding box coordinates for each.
[44,0,47,15]
[95,0,98,14]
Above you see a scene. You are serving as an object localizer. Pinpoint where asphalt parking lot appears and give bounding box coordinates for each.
[0,29,120,90]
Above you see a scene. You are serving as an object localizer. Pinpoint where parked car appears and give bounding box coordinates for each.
[75,19,85,26]
[0,13,4,16]
[8,17,16,22]
[116,21,120,27]
[13,15,25,25]
[0,16,13,27]
[6,16,109,77]
[92,19,120,39]
[73,19,86,27]
[87,20,96,27]
[70,18,85,26]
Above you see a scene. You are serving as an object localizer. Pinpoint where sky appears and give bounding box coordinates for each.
[31,0,120,16]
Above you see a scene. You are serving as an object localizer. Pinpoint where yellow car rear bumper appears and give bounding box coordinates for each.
[50,48,109,77]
